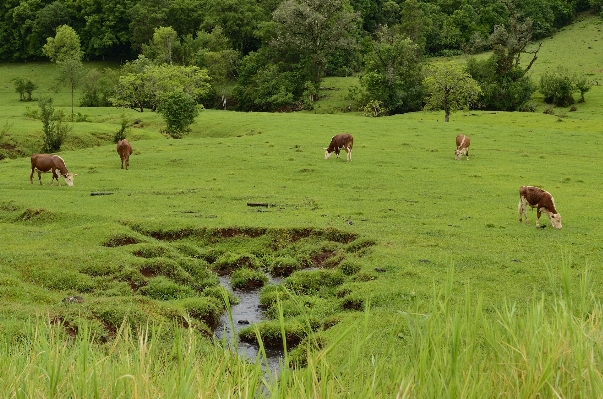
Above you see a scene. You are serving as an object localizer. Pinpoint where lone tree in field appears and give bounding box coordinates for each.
[423,63,482,122]
[42,25,85,119]
[157,91,200,139]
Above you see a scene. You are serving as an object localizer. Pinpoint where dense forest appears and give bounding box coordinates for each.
[1,0,599,115]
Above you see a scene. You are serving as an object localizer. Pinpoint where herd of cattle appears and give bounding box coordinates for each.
[28,134,562,229]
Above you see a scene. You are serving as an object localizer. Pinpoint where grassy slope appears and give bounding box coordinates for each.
[1,16,603,363]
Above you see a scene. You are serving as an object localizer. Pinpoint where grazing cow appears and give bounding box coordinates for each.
[518,185,562,229]
[324,133,354,161]
[116,139,133,170]
[455,134,470,160]
[30,154,75,186]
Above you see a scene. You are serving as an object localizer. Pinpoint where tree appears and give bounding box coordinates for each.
[157,91,200,138]
[110,62,211,112]
[271,0,361,85]
[353,26,424,115]
[42,25,82,62]
[56,57,86,118]
[143,26,179,64]
[423,63,482,122]
[43,25,85,119]
[465,1,539,111]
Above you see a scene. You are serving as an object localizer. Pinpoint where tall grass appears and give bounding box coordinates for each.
[2,264,601,398]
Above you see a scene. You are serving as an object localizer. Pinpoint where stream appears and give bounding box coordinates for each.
[215,276,284,374]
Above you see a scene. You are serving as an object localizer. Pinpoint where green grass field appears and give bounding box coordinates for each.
[1,15,603,398]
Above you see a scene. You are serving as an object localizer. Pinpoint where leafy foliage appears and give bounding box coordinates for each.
[38,97,70,153]
[11,77,37,102]
[539,67,593,106]
[423,63,482,122]
[110,59,211,112]
[353,27,424,115]
[157,91,200,139]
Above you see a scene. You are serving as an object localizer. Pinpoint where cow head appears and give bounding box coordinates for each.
[454,148,466,160]
[324,148,333,159]
[550,213,562,229]
[63,172,76,187]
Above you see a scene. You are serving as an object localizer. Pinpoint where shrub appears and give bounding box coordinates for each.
[11,77,37,101]
[230,268,268,290]
[38,97,70,153]
[539,68,575,107]
[114,115,131,143]
[157,91,200,139]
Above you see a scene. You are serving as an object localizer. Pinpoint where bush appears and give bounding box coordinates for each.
[38,97,70,153]
[157,91,200,139]
[539,68,576,107]
[11,77,37,101]
[230,268,268,290]
[114,115,131,143]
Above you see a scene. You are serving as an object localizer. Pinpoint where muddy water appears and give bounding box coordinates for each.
[215,276,284,374]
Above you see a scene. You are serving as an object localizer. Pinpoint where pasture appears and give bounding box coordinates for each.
[1,15,603,397]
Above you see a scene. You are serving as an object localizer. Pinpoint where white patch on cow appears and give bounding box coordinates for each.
[324,149,332,159]
[63,172,75,187]
[549,213,562,229]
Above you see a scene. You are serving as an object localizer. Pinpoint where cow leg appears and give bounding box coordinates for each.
[535,209,541,227]
[30,168,35,184]
[346,147,352,161]
[37,170,43,185]
[465,149,469,160]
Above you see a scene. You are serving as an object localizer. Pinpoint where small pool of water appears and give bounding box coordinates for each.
[215,276,284,374]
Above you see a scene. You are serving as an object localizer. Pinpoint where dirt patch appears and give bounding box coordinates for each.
[103,234,141,247]
[311,250,336,267]
[15,208,55,222]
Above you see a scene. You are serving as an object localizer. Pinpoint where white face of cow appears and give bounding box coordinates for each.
[324,148,332,159]
[550,213,562,229]
[63,173,75,187]
[455,149,461,160]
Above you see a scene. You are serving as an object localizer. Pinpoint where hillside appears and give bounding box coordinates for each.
[1,15,603,398]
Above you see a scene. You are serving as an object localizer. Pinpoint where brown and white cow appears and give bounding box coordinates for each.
[30,154,75,186]
[518,185,562,229]
[455,134,470,160]
[324,133,353,161]
[116,139,133,170]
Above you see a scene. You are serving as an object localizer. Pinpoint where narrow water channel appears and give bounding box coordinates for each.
[215,276,284,374]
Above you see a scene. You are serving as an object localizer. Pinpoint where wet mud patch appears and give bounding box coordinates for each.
[99,224,377,366]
